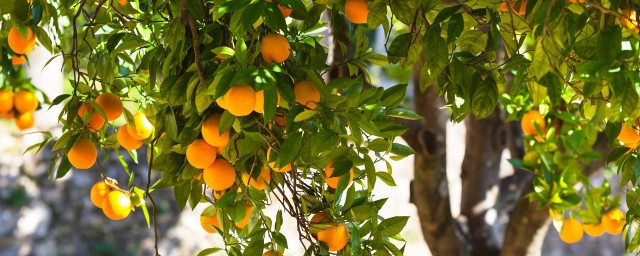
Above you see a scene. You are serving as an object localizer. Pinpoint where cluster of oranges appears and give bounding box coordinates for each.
[559,209,626,244]
[0,89,39,130]
[90,180,133,220]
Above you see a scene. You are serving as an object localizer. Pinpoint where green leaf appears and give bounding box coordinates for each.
[376,172,396,186]
[294,110,317,122]
[388,33,412,58]
[387,108,422,120]
[197,248,223,256]
[380,84,407,109]
[368,138,390,152]
[457,30,487,56]
[378,216,409,237]
[274,233,289,249]
[420,25,448,91]
[471,78,498,119]
[278,132,303,168]
[310,130,339,156]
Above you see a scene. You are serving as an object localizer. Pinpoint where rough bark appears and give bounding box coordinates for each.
[459,110,505,256]
[405,62,466,256]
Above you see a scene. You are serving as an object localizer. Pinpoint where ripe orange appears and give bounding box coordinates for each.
[620,9,640,33]
[521,109,545,137]
[126,112,154,140]
[559,219,583,244]
[267,147,293,172]
[262,251,282,256]
[12,55,26,65]
[260,33,290,64]
[254,90,281,113]
[118,0,128,5]
[266,0,292,18]
[203,159,236,190]
[14,90,38,113]
[95,93,123,121]
[223,84,256,116]
[499,0,527,15]
[294,81,320,109]
[8,27,36,55]
[583,222,605,237]
[14,111,34,130]
[216,97,228,109]
[202,113,230,147]
[1,111,14,119]
[186,139,217,169]
[310,211,330,238]
[242,167,271,190]
[602,209,625,235]
[90,181,112,208]
[0,90,13,114]
[101,190,132,220]
[200,210,221,233]
[235,203,254,228]
[325,161,354,189]
[68,138,97,169]
[345,0,368,24]
[317,222,348,251]
[617,123,640,144]
[215,145,226,155]
[117,124,143,150]
[77,103,105,131]
[568,0,584,3]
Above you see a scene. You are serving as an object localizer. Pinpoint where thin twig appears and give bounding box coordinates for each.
[181,0,206,86]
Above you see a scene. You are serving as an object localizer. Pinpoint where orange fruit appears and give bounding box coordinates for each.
[0,90,14,114]
[200,210,221,233]
[77,103,105,131]
[216,145,226,155]
[223,84,256,116]
[68,138,97,169]
[267,147,293,172]
[117,124,143,150]
[559,219,583,244]
[294,81,320,109]
[324,161,354,189]
[119,0,128,5]
[345,0,368,24]
[617,123,640,144]
[262,251,282,256]
[186,138,217,169]
[499,0,527,15]
[260,33,290,64]
[602,209,625,235]
[202,113,230,147]
[126,112,154,140]
[101,190,132,220]
[310,211,330,238]
[90,181,112,208]
[12,55,26,65]
[569,0,584,3]
[95,93,123,121]
[1,111,14,119]
[216,97,228,109]
[8,27,36,55]
[242,167,271,190]
[254,90,281,114]
[583,222,605,237]
[235,203,254,228]
[521,109,545,136]
[203,159,236,190]
[266,0,292,18]
[14,111,34,130]
[317,222,348,251]
[620,9,640,33]
[14,90,38,113]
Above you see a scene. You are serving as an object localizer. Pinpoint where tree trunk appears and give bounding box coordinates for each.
[405,62,466,256]
[459,110,505,256]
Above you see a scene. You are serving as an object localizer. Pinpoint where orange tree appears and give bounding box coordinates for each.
[6,0,640,255]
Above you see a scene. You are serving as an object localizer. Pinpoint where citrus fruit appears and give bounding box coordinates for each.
[202,113,230,147]
[0,90,14,114]
[521,109,545,136]
[254,90,281,113]
[101,190,132,220]
[8,27,36,55]
[262,251,283,256]
[620,9,640,33]
[186,138,217,169]
[14,90,38,113]
[119,0,128,5]
[617,123,640,144]
[117,124,143,150]
[559,219,583,244]
[583,222,605,237]
[95,93,123,121]
[317,222,348,251]
[345,0,368,24]
[12,55,26,65]
[325,160,354,189]
[200,210,221,233]
[77,103,105,131]
[499,0,527,15]
[235,203,254,228]
[294,81,320,109]
[267,0,292,18]
[242,167,271,190]
[260,33,290,64]
[90,181,112,208]
[223,84,256,116]
[14,111,34,130]
[602,209,625,235]
[68,138,97,169]
[126,112,154,140]
[203,159,236,191]
[267,147,293,172]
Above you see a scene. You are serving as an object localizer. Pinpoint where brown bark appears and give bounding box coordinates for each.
[459,110,505,256]
[405,63,466,256]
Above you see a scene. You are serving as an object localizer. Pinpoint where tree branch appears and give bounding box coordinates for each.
[181,0,206,86]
